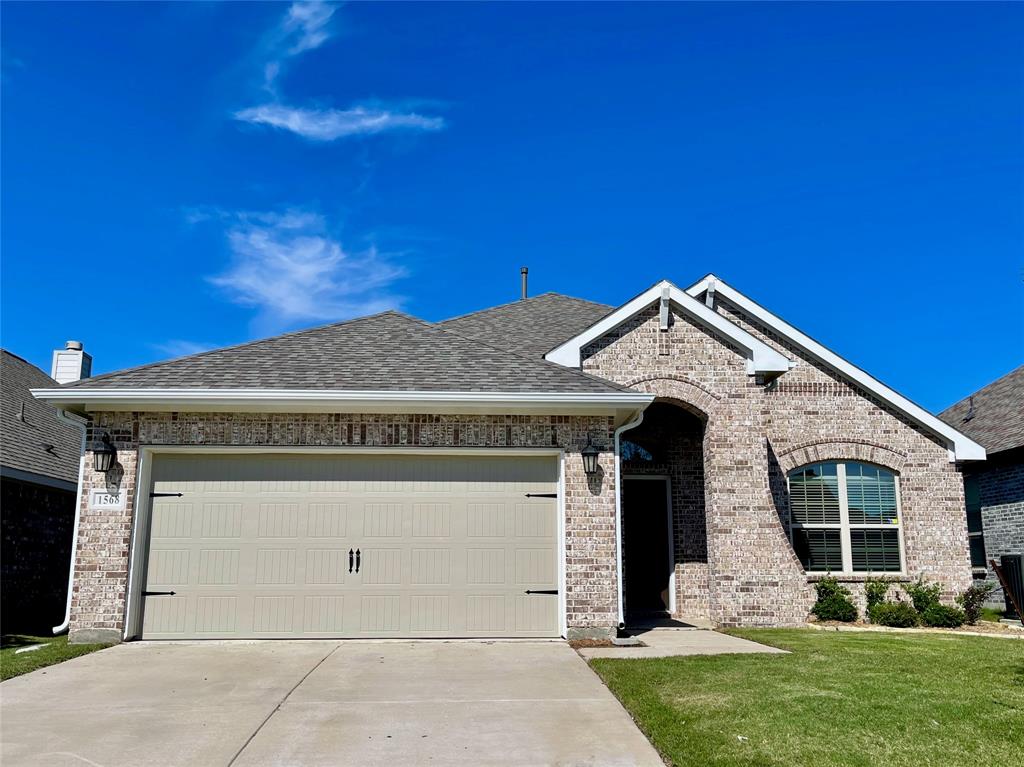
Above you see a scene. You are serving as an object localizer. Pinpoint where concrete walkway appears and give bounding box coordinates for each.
[1,640,663,767]
[579,628,787,659]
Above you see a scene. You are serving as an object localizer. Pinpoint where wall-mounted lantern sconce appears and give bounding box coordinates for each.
[93,432,118,473]
[581,436,600,476]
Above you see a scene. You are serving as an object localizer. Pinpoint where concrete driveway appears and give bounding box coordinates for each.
[1,640,662,767]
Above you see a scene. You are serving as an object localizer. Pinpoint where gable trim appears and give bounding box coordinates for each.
[686,275,986,462]
[544,281,792,375]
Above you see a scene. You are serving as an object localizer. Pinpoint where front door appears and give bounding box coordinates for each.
[622,478,671,619]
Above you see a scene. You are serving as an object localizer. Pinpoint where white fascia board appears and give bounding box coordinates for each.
[30,388,654,419]
[545,280,791,375]
[685,275,987,462]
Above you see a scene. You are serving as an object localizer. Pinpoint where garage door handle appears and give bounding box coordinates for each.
[524,589,558,595]
[349,549,354,573]
[355,548,361,573]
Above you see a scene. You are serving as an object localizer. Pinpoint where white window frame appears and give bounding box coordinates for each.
[787,461,906,576]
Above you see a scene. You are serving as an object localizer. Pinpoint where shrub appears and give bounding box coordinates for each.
[903,576,942,614]
[811,576,858,622]
[869,601,919,627]
[921,603,966,628]
[957,582,997,625]
[864,576,893,609]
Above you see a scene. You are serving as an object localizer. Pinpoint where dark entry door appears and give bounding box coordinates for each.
[622,478,671,617]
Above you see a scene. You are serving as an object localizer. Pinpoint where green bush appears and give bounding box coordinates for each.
[956,582,997,625]
[903,576,942,614]
[869,601,919,627]
[921,604,966,628]
[864,576,893,609]
[811,576,858,622]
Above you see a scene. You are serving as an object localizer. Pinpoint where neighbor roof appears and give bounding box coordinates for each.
[439,293,612,357]
[52,311,629,395]
[939,365,1024,456]
[1,350,80,485]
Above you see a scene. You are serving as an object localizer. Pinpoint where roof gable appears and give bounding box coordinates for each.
[939,365,1023,455]
[439,293,612,357]
[685,275,986,462]
[544,280,792,376]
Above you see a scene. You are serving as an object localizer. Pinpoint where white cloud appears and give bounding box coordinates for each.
[238,2,445,142]
[261,1,336,91]
[209,210,405,332]
[152,340,218,358]
[234,103,445,141]
[281,1,336,55]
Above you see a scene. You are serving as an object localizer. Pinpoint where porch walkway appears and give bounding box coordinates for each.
[577,627,787,659]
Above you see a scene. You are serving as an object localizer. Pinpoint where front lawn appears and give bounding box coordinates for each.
[591,629,1023,767]
[1,634,112,681]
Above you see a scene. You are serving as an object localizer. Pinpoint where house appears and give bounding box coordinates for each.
[939,365,1023,607]
[32,275,985,644]
[1,344,91,633]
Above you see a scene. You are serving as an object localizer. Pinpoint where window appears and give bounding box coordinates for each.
[788,461,903,574]
[964,474,987,570]
[620,439,656,462]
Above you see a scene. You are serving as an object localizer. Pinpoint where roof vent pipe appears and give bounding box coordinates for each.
[520,266,528,300]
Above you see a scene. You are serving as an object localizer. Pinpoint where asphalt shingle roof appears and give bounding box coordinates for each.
[57,311,628,394]
[438,293,612,358]
[1,350,80,483]
[939,365,1024,455]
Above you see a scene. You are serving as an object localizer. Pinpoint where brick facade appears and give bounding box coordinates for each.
[1,478,76,634]
[69,413,616,642]
[582,301,972,627]
[966,453,1024,607]
[67,298,974,641]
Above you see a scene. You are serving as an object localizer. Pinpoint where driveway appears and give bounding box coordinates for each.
[0,640,662,766]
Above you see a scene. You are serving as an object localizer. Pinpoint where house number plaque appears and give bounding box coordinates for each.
[89,488,126,511]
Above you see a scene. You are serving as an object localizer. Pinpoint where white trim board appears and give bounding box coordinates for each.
[31,388,654,422]
[685,275,986,462]
[545,280,792,376]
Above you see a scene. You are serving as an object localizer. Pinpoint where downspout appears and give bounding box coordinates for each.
[613,406,647,631]
[53,409,88,635]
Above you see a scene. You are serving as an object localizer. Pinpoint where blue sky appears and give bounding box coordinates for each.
[2,1,1021,411]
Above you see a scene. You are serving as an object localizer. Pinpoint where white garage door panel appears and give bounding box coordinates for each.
[140,454,559,639]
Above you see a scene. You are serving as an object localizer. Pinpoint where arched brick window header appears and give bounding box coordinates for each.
[624,375,720,420]
[775,440,907,475]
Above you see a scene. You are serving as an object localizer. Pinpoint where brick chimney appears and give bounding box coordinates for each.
[51,340,92,384]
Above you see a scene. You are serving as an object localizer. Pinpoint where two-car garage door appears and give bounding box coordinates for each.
[140,453,560,640]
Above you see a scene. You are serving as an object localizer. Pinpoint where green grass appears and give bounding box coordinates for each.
[981,607,1007,623]
[591,629,1024,767]
[1,634,111,681]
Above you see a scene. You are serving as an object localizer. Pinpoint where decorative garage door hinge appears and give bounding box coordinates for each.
[143,590,176,597]
[524,589,558,595]
[524,493,557,498]
[149,492,184,498]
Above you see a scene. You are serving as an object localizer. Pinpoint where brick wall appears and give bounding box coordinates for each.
[582,301,972,627]
[968,456,1024,607]
[1,477,76,634]
[70,413,617,642]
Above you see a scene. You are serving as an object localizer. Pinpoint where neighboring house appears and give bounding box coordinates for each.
[1,343,91,633]
[33,276,985,644]
[939,365,1024,607]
